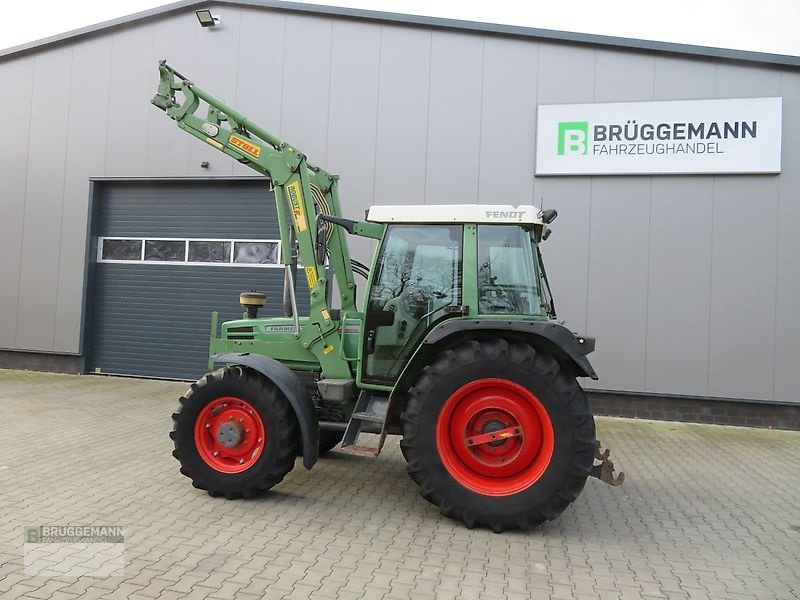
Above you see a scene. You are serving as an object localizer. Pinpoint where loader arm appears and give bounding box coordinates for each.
[151,60,359,378]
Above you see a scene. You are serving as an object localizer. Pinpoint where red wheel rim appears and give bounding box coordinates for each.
[435,379,554,496]
[194,396,265,474]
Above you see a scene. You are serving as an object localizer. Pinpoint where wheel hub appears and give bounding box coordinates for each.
[216,420,245,448]
[436,378,554,497]
[194,396,266,474]
[482,419,508,447]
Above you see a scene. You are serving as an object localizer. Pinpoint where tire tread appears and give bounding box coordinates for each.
[401,337,595,532]
[170,367,299,498]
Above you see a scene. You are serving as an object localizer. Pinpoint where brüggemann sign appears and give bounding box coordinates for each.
[535,97,782,175]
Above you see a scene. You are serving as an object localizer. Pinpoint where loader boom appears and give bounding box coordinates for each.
[152,60,363,379]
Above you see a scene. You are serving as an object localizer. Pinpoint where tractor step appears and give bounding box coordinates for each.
[339,391,390,456]
[350,411,386,423]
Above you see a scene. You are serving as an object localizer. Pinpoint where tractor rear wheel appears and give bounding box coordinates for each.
[400,338,595,531]
[170,366,299,498]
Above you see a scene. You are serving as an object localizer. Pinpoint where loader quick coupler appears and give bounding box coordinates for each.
[591,441,625,486]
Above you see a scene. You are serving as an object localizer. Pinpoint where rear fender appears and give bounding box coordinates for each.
[213,352,318,469]
[392,319,597,397]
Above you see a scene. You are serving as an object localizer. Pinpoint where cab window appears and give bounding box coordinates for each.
[477,225,543,316]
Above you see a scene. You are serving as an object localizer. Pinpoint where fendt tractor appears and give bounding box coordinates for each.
[153,61,623,532]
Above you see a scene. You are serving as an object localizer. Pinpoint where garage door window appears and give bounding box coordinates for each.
[144,240,185,261]
[98,237,281,267]
[188,241,231,263]
[233,241,279,264]
[100,239,143,261]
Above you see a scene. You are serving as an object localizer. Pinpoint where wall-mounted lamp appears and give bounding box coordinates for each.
[195,9,220,27]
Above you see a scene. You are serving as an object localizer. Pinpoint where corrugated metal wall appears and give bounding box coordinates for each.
[0,5,798,402]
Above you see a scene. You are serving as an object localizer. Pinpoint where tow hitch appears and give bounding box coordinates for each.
[591,441,625,486]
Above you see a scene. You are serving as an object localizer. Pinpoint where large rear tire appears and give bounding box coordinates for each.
[170,366,299,499]
[400,338,595,531]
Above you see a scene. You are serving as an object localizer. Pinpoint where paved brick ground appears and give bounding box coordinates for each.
[1,369,799,599]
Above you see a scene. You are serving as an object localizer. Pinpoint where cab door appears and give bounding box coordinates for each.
[360,224,463,384]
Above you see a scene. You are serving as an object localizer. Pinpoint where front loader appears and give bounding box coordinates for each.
[152,61,622,532]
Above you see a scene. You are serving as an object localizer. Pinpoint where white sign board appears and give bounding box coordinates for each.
[535,97,782,175]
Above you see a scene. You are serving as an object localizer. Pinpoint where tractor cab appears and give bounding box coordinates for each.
[360,205,557,384]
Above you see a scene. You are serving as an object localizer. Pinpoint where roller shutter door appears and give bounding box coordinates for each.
[86,179,307,380]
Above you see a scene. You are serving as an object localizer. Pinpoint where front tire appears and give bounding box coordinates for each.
[170,366,299,498]
[400,338,595,531]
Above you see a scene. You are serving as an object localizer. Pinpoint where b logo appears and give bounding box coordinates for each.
[24,526,40,543]
[557,121,588,155]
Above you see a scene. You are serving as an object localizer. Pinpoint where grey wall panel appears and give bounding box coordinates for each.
[16,48,73,351]
[372,25,431,205]
[774,71,800,402]
[585,48,654,392]
[104,26,155,176]
[635,55,718,395]
[654,56,716,100]
[279,14,332,164]
[325,20,379,212]
[715,63,781,98]
[593,50,654,102]
[536,43,595,104]
[708,177,779,400]
[424,32,483,204]
[533,178,592,334]
[478,37,538,205]
[533,43,596,335]
[325,19,381,277]
[645,56,718,396]
[53,37,114,353]
[187,9,243,177]
[707,62,782,400]
[585,178,652,391]
[646,178,713,395]
[0,56,34,348]
[231,8,287,177]
[146,14,196,177]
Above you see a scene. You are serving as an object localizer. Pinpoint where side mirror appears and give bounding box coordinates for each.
[539,208,558,224]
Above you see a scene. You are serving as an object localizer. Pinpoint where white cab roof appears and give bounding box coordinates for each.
[366,204,544,224]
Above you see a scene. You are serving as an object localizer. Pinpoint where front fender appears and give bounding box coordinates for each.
[213,352,318,469]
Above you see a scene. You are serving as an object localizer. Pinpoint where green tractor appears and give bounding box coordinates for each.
[153,61,622,532]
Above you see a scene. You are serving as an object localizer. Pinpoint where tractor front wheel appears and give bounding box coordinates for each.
[400,338,595,531]
[170,366,299,498]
